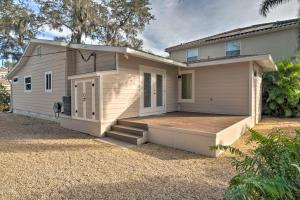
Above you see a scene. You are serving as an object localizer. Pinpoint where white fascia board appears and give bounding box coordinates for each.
[188,54,277,71]
[125,48,187,67]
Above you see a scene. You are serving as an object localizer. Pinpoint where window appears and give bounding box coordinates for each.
[225,41,240,57]
[179,70,194,102]
[36,46,42,57]
[187,48,198,62]
[45,71,52,92]
[24,75,32,92]
[13,76,18,84]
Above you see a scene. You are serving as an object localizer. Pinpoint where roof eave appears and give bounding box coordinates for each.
[188,54,277,71]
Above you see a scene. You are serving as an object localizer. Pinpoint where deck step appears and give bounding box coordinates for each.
[106,131,144,145]
[117,120,148,130]
[112,125,145,137]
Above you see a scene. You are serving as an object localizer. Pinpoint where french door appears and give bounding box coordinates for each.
[140,66,166,116]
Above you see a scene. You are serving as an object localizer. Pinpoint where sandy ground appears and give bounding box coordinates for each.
[0,113,299,200]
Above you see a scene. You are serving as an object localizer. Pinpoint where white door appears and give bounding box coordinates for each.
[140,66,166,116]
[74,79,96,121]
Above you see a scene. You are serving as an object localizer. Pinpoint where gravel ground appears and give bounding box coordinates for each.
[0,113,299,200]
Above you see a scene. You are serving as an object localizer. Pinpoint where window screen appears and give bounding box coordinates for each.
[187,48,198,62]
[181,73,192,99]
[226,41,240,57]
[24,76,32,91]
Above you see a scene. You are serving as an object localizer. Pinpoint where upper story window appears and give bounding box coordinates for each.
[24,75,32,92]
[187,48,198,62]
[225,41,240,57]
[45,71,52,92]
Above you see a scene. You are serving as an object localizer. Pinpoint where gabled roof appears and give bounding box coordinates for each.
[166,18,299,52]
[7,39,186,78]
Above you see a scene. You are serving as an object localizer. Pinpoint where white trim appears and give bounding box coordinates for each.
[68,70,118,80]
[178,70,195,103]
[24,75,32,92]
[139,65,167,116]
[74,80,78,118]
[99,76,104,122]
[44,71,52,93]
[92,80,95,120]
[12,76,19,84]
[188,54,277,71]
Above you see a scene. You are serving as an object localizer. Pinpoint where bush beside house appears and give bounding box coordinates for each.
[0,83,10,112]
[262,57,300,117]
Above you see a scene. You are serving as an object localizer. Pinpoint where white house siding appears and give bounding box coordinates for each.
[101,55,178,130]
[179,62,250,115]
[12,44,67,119]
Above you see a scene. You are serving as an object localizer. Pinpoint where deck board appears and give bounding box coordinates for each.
[120,112,248,134]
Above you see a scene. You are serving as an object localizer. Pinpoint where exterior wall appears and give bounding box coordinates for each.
[100,55,178,133]
[169,28,297,62]
[12,44,67,120]
[252,62,263,124]
[179,62,250,115]
[75,50,116,74]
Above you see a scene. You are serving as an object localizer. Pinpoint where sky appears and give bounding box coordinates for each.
[1,0,299,67]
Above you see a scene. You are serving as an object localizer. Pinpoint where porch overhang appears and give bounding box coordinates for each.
[187,54,277,71]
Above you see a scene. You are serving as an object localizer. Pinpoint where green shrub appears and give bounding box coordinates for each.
[262,57,300,117]
[0,83,10,112]
[212,129,300,200]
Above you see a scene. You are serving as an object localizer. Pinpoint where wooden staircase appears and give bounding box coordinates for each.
[106,120,148,145]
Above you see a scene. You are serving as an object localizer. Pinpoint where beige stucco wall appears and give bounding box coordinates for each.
[170,28,297,62]
[179,62,250,115]
[100,54,179,132]
[12,44,67,119]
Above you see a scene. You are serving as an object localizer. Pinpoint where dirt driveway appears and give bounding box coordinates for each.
[0,113,299,200]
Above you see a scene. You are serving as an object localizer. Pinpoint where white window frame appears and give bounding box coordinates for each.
[45,71,52,93]
[178,70,195,103]
[36,45,42,57]
[186,48,199,62]
[225,40,241,57]
[12,76,19,84]
[24,75,32,92]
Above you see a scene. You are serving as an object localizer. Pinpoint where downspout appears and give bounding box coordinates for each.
[93,52,96,72]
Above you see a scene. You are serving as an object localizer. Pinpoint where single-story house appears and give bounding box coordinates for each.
[7,39,277,157]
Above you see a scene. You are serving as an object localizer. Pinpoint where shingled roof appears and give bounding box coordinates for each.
[165,18,299,52]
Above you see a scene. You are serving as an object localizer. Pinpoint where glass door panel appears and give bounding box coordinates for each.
[156,74,163,107]
[143,72,152,108]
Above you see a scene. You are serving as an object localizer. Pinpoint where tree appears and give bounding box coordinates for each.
[36,0,154,48]
[0,0,41,61]
[0,83,10,112]
[96,0,154,49]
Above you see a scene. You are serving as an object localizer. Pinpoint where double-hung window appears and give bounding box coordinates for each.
[45,71,52,92]
[179,70,195,103]
[225,41,240,57]
[187,48,198,62]
[24,75,32,92]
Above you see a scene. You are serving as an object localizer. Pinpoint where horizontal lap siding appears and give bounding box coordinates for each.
[180,62,250,115]
[12,45,67,119]
[102,55,178,122]
[75,50,116,74]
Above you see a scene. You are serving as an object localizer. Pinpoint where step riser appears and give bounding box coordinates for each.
[106,131,140,145]
[117,120,148,130]
[112,126,144,137]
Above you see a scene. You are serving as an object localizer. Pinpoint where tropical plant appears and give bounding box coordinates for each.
[262,57,300,117]
[0,83,10,112]
[212,129,300,200]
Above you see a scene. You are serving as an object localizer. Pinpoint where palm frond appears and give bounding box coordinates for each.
[260,0,292,16]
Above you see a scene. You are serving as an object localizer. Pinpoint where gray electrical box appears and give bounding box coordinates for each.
[62,96,71,116]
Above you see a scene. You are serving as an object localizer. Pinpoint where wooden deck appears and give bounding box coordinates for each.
[119,112,248,135]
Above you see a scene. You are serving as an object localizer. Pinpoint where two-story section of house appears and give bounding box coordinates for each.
[166,18,298,62]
